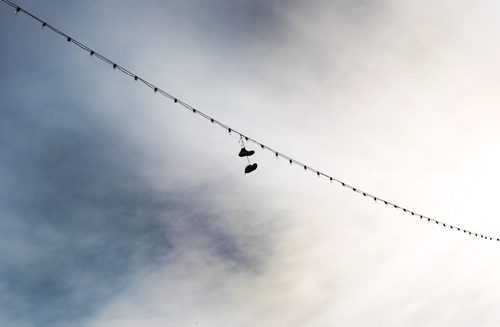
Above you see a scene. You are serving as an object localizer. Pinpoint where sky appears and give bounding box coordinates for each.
[2,0,500,326]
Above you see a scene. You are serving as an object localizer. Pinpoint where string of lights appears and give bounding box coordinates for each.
[2,0,498,242]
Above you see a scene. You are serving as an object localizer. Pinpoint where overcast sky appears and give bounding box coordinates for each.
[3,0,500,326]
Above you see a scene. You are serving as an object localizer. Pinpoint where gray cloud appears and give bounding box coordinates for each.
[0,66,268,326]
[5,0,500,326]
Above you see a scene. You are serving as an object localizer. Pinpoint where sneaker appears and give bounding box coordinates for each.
[238,148,255,157]
[244,163,258,174]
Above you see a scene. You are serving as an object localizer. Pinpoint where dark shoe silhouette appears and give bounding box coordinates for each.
[239,148,255,157]
[244,163,258,174]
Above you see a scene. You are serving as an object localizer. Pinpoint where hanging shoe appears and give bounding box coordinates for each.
[238,148,255,157]
[244,163,258,174]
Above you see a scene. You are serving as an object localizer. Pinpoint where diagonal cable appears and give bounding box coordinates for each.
[2,0,498,242]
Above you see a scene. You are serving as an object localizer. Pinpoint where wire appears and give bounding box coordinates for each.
[2,0,498,242]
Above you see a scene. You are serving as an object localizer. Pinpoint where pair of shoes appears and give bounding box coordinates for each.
[239,148,255,157]
[245,163,258,174]
[239,146,257,174]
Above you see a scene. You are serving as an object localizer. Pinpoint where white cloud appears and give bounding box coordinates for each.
[4,0,500,326]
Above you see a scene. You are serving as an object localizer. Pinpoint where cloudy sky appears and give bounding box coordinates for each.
[3,0,500,326]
